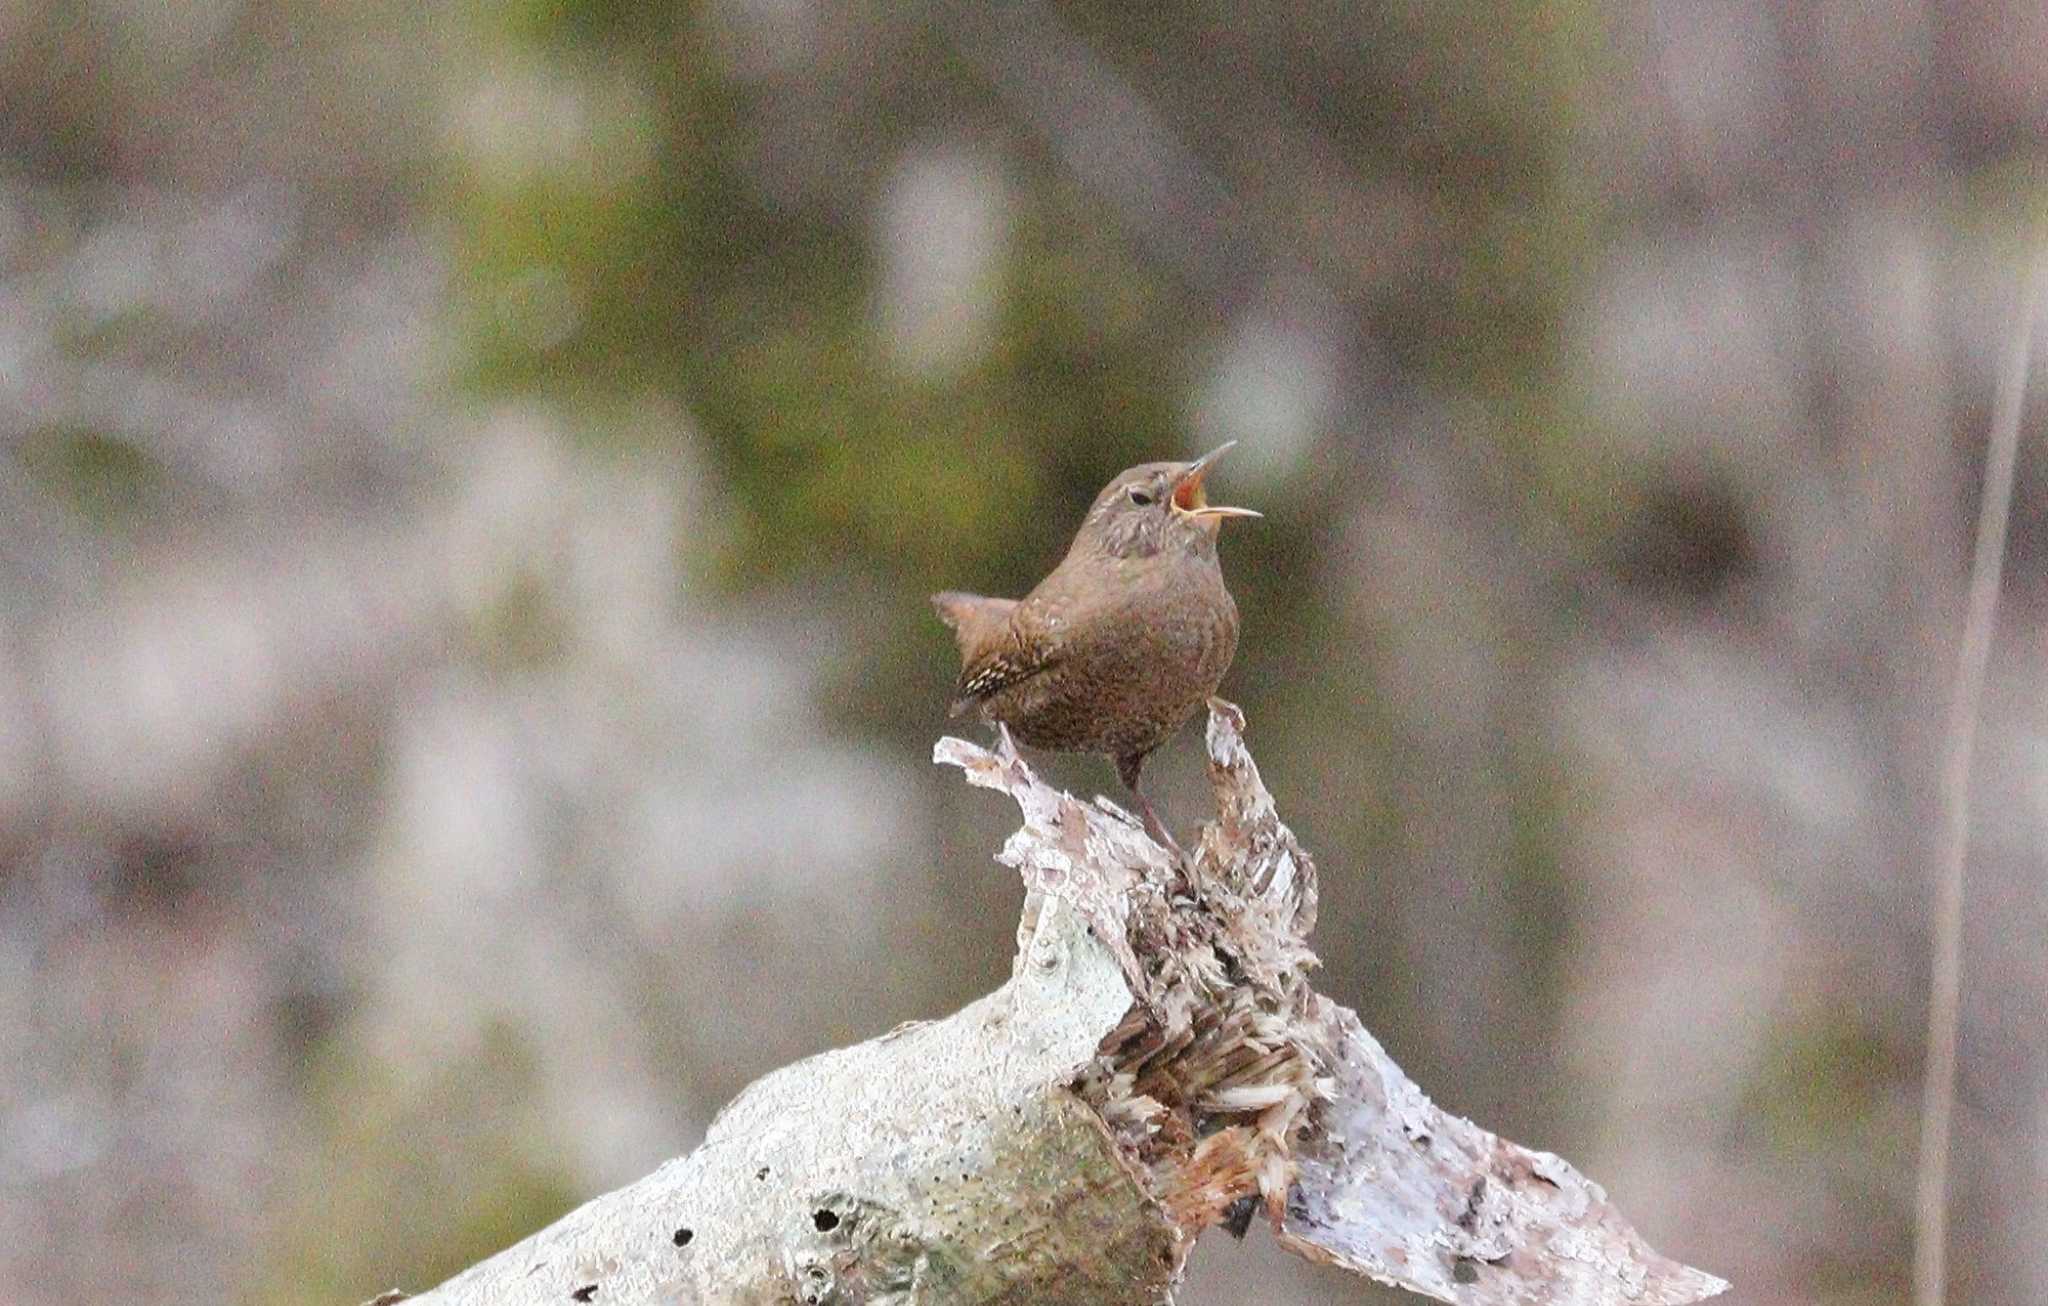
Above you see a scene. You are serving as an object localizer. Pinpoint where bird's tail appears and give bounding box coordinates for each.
[931,591,1015,718]
[931,591,1014,659]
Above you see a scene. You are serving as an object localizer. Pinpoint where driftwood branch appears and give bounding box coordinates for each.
[391,702,1725,1305]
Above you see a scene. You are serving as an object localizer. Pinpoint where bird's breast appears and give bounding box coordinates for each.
[995,557,1237,757]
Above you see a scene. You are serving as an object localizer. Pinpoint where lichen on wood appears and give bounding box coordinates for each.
[394,701,1726,1305]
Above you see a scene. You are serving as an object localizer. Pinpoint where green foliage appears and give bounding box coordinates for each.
[444,7,1232,591]
[18,425,165,525]
[1744,1007,1905,1152]
[249,1025,579,1305]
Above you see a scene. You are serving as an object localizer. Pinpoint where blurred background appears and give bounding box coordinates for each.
[2,1,2045,1302]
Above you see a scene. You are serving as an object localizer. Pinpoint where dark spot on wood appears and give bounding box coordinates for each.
[570,1286,598,1302]
[1221,1195,1259,1239]
[672,1227,693,1247]
[756,1166,771,1180]
[1214,945,1244,984]
[1452,1257,1479,1285]
[1457,1176,1487,1232]
[813,1209,840,1233]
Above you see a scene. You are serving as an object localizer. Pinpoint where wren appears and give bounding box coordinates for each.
[934,442,1259,855]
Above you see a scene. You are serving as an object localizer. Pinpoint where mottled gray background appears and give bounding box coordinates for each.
[2,2,2045,1302]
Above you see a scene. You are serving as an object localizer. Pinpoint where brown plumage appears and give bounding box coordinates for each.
[933,444,1259,854]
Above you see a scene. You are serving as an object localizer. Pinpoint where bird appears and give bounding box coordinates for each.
[933,442,1260,856]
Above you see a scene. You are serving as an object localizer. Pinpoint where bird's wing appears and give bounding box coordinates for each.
[950,651,1052,718]
[934,590,1060,719]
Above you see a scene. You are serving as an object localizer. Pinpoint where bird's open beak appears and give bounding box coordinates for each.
[1172,441,1262,521]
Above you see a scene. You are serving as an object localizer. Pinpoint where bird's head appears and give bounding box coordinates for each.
[1074,442,1261,561]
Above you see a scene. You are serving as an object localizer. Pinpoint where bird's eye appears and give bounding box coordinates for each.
[1127,486,1156,506]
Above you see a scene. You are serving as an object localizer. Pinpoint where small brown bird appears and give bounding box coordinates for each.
[934,443,1259,854]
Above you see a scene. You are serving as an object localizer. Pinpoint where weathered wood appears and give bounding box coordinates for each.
[392,702,1726,1305]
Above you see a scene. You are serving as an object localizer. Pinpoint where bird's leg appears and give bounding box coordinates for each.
[992,719,1020,760]
[1116,752,1183,861]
